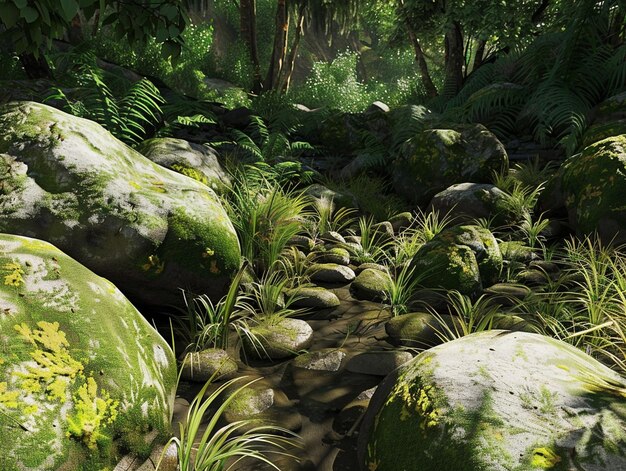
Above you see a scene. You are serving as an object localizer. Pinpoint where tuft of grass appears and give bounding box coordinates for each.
[171,263,249,355]
[158,376,300,471]
[225,166,310,274]
[430,290,500,342]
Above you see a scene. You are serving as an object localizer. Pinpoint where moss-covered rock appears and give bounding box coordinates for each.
[359,331,626,471]
[385,312,455,349]
[136,137,231,194]
[429,183,510,225]
[392,124,508,206]
[242,318,314,361]
[0,102,241,306]
[410,225,502,296]
[351,268,392,302]
[0,234,176,470]
[557,135,626,244]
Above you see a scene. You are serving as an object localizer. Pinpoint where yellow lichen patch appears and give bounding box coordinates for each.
[388,381,440,429]
[0,382,19,409]
[3,261,24,287]
[14,321,84,401]
[66,376,118,449]
[531,447,561,468]
[202,247,215,258]
[142,254,164,274]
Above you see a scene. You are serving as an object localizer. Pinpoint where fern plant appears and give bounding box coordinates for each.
[46,61,164,146]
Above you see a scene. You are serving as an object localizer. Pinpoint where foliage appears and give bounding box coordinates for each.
[45,57,164,145]
[442,0,626,154]
[431,290,500,342]
[159,376,299,471]
[172,263,249,355]
[225,167,310,274]
[0,0,187,58]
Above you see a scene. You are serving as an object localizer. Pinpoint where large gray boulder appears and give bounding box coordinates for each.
[360,331,626,471]
[136,137,230,194]
[0,101,241,306]
[429,183,510,225]
[0,234,177,470]
[392,125,508,206]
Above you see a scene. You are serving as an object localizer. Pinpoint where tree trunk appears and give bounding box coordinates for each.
[443,21,464,98]
[264,0,290,91]
[240,0,263,93]
[472,38,486,73]
[19,53,53,80]
[278,4,306,93]
[406,25,438,98]
[68,13,84,45]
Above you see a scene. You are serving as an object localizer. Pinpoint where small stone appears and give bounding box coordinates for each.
[355,263,389,275]
[351,268,392,302]
[288,235,315,252]
[517,268,549,286]
[388,212,414,233]
[321,231,346,245]
[346,351,413,376]
[180,348,238,383]
[385,312,454,349]
[243,318,314,360]
[484,283,531,306]
[317,247,351,265]
[292,349,346,371]
[287,286,341,309]
[308,263,356,284]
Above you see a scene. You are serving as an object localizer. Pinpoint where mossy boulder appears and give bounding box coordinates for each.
[0,101,241,306]
[410,225,502,296]
[556,135,626,244]
[0,234,177,471]
[136,137,231,194]
[359,330,626,471]
[242,318,314,361]
[581,91,626,147]
[429,183,510,225]
[392,124,508,206]
[351,268,392,302]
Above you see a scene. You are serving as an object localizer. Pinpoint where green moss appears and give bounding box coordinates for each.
[171,163,209,185]
[66,376,118,450]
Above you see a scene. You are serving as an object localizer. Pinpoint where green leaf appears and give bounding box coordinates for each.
[0,3,20,28]
[59,0,79,22]
[20,6,39,23]
[14,0,27,9]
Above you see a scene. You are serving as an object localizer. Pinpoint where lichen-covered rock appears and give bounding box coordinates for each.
[359,331,626,471]
[556,136,626,244]
[242,318,314,360]
[581,91,626,147]
[287,286,341,310]
[429,183,510,225]
[0,234,177,471]
[136,137,231,194]
[308,263,356,284]
[0,102,240,306]
[392,125,508,206]
[180,348,238,383]
[410,225,502,296]
[385,312,454,349]
[351,268,392,302]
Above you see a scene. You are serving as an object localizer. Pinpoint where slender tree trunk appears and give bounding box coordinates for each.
[19,53,53,80]
[265,0,290,91]
[399,0,437,97]
[407,26,438,98]
[68,13,84,45]
[240,0,263,93]
[472,38,486,72]
[443,21,464,98]
[278,3,306,93]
